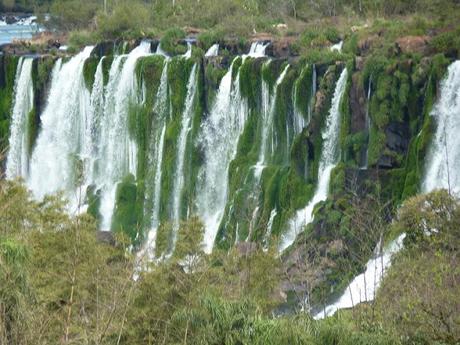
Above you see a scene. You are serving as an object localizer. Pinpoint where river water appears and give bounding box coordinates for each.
[0,16,42,45]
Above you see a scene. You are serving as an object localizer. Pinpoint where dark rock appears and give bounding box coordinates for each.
[236,241,257,257]
[96,231,116,246]
[350,72,367,133]
[395,36,430,55]
[386,122,409,153]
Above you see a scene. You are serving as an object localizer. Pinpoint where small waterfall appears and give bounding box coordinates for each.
[97,41,151,230]
[198,59,249,253]
[28,46,94,207]
[422,61,460,195]
[137,60,169,262]
[82,57,105,187]
[170,63,198,252]
[330,41,344,53]
[255,64,290,177]
[6,57,34,179]
[205,44,219,57]
[314,233,406,319]
[245,41,269,58]
[280,68,348,252]
[150,61,169,229]
[155,43,169,57]
[363,76,372,169]
[263,208,278,249]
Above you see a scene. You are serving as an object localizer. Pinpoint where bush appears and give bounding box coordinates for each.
[160,27,187,56]
[96,1,152,39]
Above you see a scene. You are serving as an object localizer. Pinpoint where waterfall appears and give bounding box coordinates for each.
[198,59,249,253]
[96,41,151,230]
[28,46,94,208]
[205,44,219,57]
[314,233,406,319]
[330,41,344,53]
[255,64,290,177]
[263,208,278,249]
[363,76,372,169]
[170,63,198,252]
[150,61,169,229]
[280,68,348,252]
[422,61,460,195]
[6,57,34,179]
[245,42,269,58]
[82,58,105,188]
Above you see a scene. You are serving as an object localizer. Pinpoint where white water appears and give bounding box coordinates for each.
[6,57,34,180]
[150,61,169,229]
[198,59,249,253]
[280,68,348,252]
[314,233,406,319]
[137,59,169,263]
[28,47,93,209]
[422,61,460,195]
[255,64,290,177]
[96,41,151,230]
[245,42,269,58]
[263,208,278,249]
[82,58,105,188]
[330,41,343,52]
[205,44,219,57]
[170,64,198,252]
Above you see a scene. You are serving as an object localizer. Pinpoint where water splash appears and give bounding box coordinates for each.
[6,57,34,179]
[422,61,460,195]
[280,68,348,252]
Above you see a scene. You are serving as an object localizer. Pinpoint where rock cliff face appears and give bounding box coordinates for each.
[0,35,456,311]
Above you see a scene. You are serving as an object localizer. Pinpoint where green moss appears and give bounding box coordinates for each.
[86,184,101,224]
[112,174,141,242]
[0,55,19,151]
[83,57,99,91]
[160,27,187,56]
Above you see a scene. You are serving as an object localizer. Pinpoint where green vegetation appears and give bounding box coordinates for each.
[0,181,458,344]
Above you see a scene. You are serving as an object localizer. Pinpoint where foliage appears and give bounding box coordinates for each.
[376,191,460,345]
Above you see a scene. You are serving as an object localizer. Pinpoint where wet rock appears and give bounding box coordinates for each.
[96,231,116,246]
[396,36,430,55]
[236,241,257,257]
[350,73,367,133]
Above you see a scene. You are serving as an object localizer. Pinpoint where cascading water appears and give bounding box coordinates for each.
[254,64,290,177]
[263,208,278,249]
[96,41,151,230]
[139,60,170,260]
[422,61,460,195]
[245,41,269,58]
[280,68,348,252]
[82,58,105,188]
[6,57,34,179]
[205,44,219,57]
[28,47,93,209]
[197,60,249,253]
[362,76,372,169]
[314,233,406,319]
[169,63,198,252]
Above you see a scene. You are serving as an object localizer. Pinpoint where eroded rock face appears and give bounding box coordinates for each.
[350,73,367,134]
[396,36,431,55]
